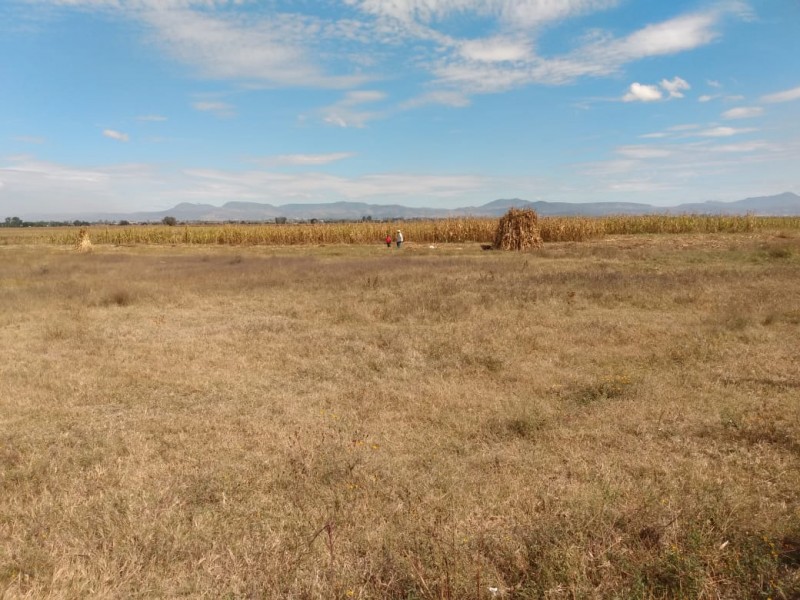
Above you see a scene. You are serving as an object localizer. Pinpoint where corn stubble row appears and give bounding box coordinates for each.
[49,215,800,247]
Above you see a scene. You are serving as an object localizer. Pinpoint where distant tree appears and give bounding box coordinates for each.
[3,216,23,227]
[119,220,130,226]
[275,217,287,225]
[162,216,178,226]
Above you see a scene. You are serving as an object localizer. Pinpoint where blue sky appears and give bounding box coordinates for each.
[1,0,799,217]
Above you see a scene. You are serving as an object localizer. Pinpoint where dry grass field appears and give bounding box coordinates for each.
[1,231,799,598]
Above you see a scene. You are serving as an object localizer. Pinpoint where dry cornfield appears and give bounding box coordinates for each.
[3,215,800,248]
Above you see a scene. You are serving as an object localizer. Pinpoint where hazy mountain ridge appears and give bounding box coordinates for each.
[20,192,800,222]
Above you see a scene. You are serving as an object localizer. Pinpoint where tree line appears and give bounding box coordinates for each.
[2,216,94,228]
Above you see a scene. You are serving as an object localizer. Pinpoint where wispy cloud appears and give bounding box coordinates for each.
[400,90,471,109]
[458,37,532,62]
[0,155,163,215]
[192,101,235,118]
[13,135,46,144]
[669,124,701,131]
[698,126,757,137]
[616,145,672,159]
[255,153,356,167]
[426,5,741,99]
[1,152,490,215]
[722,106,763,119]
[37,1,368,89]
[137,114,168,122]
[348,0,620,28]
[181,167,487,202]
[28,0,750,112]
[319,90,387,128]
[577,135,798,201]
[661,76,690,98]
[103,129,129,142]
[761,85,800,104]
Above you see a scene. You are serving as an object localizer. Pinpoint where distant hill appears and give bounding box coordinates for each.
[21,192,800,222]
[664,192,800,216]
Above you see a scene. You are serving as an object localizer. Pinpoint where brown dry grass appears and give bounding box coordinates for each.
[1,234,799,598]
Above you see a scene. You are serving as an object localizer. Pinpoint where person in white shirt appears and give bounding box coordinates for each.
[396,230,404,248]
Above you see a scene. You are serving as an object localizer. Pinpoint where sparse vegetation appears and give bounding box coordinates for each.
[1,232,799,598]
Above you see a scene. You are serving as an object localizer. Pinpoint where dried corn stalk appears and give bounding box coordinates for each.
[494,208,543,250]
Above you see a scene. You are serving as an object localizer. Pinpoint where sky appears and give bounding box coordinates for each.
[1,0,799,217]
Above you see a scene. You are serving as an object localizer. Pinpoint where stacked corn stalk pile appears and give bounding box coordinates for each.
[75,228,93,252]
[493,208,543,250]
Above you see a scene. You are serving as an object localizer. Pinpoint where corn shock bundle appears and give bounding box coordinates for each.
[494,208,543,250]
[75,228,93,252]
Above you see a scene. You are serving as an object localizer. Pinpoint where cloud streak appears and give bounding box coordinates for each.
[722,106,763,119]
[255,153,356,167]
[192,101,235,118]
[761,85,800,104]
[319,90,388,128]
[103,129,129,142]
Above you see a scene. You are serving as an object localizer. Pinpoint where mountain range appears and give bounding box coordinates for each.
[26,192,800,222]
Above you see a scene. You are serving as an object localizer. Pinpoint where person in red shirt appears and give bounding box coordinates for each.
[385,234,392,248]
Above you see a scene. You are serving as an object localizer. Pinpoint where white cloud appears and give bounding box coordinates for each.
[697,126,757,137]
[0,153,491,215]
[182,167,487,201]
[343,90,386,103]
[711,141,773,153]
[192,101,235,118]
[256,153,356,167]
[698,94,714,102]
[459,37,531,62]
[400,90,471,109]
[30,0,749,110]
[41,2,368,89]
[660,76,690,98]
[0,156,163,215]
[347,0,620,28]
[616,145,672,159]
[319,90,387,128]
[640,132,668,139]
[141,9,325,86]
[103,129,129,142]
[761,85,800,104]
[578,134,800,204]
[137,114,168,122]
[722,106,763,119]
[669,123,701,131]
[428,8,735,96]
[608,180,673,192]
[612,13,718,59]
[623,83,663,102]
[13,135,46,144]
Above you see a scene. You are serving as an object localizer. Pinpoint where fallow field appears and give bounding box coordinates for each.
[1,220,799,598]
